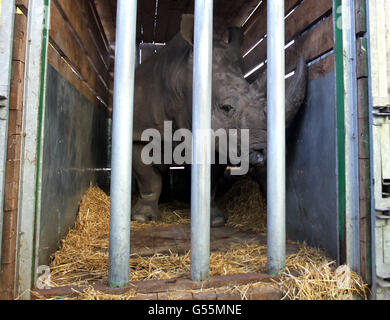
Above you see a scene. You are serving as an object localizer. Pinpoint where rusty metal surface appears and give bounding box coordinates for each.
[286,72,339,261]
[38,65,109,265]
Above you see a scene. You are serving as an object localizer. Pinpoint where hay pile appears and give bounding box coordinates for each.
[279,246,368,300]
[218,176,267,234]
[34,180,368,300]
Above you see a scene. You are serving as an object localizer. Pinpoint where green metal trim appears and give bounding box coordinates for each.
[31,0,50,285]
[334,0,346,262]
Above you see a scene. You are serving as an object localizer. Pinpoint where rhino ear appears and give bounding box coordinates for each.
[180,14,194,46]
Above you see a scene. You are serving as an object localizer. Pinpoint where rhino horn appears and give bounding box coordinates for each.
[250,68,267,99]
[249,55,307,127]
[285,55,308,127]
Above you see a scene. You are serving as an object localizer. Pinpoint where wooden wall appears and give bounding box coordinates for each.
[386,0,390,96]
[48,0,111,111]
[355,0,371,284]
[241,0,334,83]
[240,0,338,259]
[35,0,111,264]
[0,0,28,300]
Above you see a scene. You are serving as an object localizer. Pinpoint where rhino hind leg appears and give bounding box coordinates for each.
[132,143,162,222]
[210,164,227,228]
[210,202,227,228]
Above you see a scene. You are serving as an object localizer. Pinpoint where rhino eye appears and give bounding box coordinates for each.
[221,104,233,113]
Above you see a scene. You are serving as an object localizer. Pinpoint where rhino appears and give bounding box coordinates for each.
[131,14,307,227]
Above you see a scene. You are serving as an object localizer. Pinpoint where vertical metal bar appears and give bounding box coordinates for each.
[366,0,390,299]
[16,0,50,299]
[342,0,360,273]
[190,0,213,282]
[0,0,16,266]
[108,0,137,287]
[267,0,286,275]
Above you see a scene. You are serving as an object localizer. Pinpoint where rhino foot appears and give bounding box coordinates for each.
[211,206,227,228]
[132,199,161,223]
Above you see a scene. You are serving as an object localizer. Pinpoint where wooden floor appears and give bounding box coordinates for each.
[131,224,299,257]
[33,225,299,300]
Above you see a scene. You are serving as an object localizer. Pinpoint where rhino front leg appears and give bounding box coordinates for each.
[132,143,162,222]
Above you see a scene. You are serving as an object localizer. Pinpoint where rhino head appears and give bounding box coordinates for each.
[176,14,308,168]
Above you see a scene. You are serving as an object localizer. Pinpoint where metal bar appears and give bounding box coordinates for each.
[266,0,286,275]
[108,0,137,287]
[334,0,346,264]
[0,0,16,266]
[15,0,50,299]
[366,0,390,299]
[190,0,213,282]
[342,0,360,273]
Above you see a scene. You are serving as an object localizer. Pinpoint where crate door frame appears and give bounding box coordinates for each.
[14,0,50,299]
[0,0,16,266]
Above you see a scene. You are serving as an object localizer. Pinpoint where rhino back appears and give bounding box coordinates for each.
[133,34,193,142]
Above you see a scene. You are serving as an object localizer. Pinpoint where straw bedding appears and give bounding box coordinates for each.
[31,177,368,300]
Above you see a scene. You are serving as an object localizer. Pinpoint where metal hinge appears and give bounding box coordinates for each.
[373,105,390,116]
[377,273,390,288]
[376,205,390,218]
[0,95,7,108]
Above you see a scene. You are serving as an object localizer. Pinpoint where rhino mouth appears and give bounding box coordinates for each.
[249,148,265,166]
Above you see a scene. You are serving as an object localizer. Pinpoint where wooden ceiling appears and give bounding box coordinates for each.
[93,0,262,45]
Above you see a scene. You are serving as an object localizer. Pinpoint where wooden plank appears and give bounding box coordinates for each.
[76,0,110,58]
[15,0,28,14]
[356,37,368,79]
[15,0,28,7]
[386,0,390,97]
[137,3,142,41]
[285,17,334,72]
[308,53,334,81]
[218,0,259,41]
[88,0,110,50]
[243,0,332,72]
[33,272,277,299]
[242,0,267,52]
[49,3,108,103]
[357,77,369,119]
[155,0,170,43]
[93,0,116,43]
[141,0,157,43]
[9,61,25,112]
[163,0,193,43]
[47,45,96,104]
[244,14,334,82]
[231,0,262,28]
[54,0,109,86]
[284,0,332,43]
[213,0,238,37]
[242,0,301,53]
[165,9,183,43]
[0,10,27,300]
[355,0,367,34]
[11,14,27,63]
[358,117,370,161]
